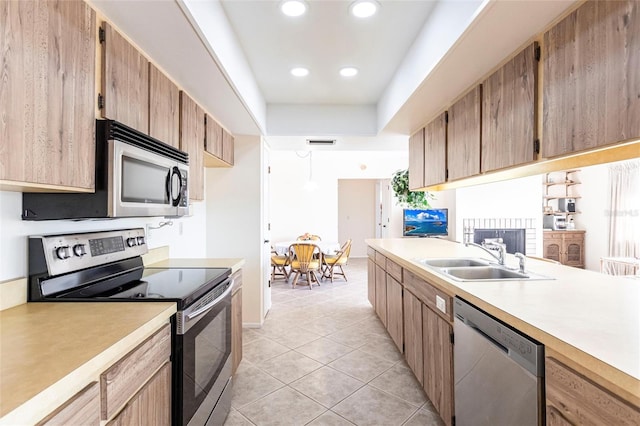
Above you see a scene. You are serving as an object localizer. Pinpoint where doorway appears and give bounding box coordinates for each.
[337,179,377,257]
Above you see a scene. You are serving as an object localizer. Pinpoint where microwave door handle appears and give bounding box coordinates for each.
[185,279,234,322]
[169,166,182,207]
[166,169,173,204]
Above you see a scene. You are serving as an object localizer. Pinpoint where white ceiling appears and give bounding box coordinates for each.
[220,0,437,105]
[90,0,579,150]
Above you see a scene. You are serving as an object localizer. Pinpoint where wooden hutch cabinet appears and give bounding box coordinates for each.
[543,230,585,268]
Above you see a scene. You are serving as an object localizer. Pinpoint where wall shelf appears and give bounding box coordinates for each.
[543,170,581,216]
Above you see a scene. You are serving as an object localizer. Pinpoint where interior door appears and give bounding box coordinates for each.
[376,179,391,238]
[262,140,272,316]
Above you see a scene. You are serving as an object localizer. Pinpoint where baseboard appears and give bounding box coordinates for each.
[242,322,263,329]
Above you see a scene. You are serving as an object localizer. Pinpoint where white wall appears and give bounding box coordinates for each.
[0,191,207,283]
[205,135,264,326]
[269,150,408,244]
[455,175,543,255]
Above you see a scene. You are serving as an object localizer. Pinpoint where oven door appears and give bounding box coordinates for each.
[108,140,188,217]
[174,279,233,426]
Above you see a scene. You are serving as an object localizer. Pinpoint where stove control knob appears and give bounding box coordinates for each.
[55,246,71,260]
[136,236,145,246]
[73,244,87,257]
[126,237,138,247]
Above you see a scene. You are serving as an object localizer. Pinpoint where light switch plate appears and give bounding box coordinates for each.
[436,295,446,314]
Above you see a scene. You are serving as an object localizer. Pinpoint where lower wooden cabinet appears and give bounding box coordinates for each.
[231,269,243,374]
[374,264,387,326]
[403,290,423,386]
[385,275,403,352]
[543,230,585,268]
[423,306,454,426]
[367,258,376,307]
[545,358,640,425]
[107,362,171,426]
[37,382,100,426]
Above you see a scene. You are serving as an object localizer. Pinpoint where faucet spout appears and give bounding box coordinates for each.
[465,241,506,265]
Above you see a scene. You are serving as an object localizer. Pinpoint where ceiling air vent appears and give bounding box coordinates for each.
[307,139,336,145]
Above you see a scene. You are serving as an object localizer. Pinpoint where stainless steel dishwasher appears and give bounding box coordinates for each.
[454,297,545,426]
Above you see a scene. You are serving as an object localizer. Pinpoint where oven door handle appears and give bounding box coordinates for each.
[186,279,234,322]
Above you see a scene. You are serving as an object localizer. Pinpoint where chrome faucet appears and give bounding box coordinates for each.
[465,241,506,265]
[514,252,526,273]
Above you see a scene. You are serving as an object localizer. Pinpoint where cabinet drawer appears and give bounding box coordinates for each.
[375,251,386,266]
[546,358,640,426]
[38,382,100,426]
[367,247,376,260]
[386,258,403,283]
[101,324,171,420]
[404,270,452,322]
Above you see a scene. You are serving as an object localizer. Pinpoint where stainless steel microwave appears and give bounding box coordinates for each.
[22,120,189,220]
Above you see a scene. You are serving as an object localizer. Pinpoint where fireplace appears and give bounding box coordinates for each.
[473,228,526,254]
[463,218,537,255]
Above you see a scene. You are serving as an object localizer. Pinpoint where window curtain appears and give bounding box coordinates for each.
[607,160,640,275]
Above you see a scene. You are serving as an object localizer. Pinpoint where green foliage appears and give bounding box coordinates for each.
[391,169,433,208]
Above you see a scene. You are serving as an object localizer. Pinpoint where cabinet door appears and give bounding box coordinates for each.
[375,264,387,326]
[423,306,454,426]
[179,91,205,201]
[205,114,223,159]
[543,1,640,158]
[149,64,179,148]
[545,358,640,426]
[0,0,96,189]
[367,258,376,307]
[562,233,584,268]
[447,86,481,181]
[385,275,403,352]
[482,43,537,173]
[101,22,149,133]
[424,112,447,186]
[403,290,423,385]
[408,129,425,190]
[544,240,562,263]
[107,362,171,426]
[222,129,234,165]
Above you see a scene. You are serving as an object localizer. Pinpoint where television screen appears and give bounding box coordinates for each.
[403,208,448,237]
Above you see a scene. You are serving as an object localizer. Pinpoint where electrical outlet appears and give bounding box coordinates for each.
[436,295,446,314]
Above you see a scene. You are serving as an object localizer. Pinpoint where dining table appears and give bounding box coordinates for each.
[273,240,341,256]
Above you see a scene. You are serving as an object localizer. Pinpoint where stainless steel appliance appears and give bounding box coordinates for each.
[22,120,189,220]
[28,228,233,425]
[453,297,544,426]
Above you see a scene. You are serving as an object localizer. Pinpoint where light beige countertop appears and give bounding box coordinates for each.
[0,302,176,425]
[146,257,245,272]
[366,238,640,405]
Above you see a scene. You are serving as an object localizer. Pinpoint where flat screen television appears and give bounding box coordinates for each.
[403,208,448,237]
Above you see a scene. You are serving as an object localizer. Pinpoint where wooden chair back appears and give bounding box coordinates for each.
[289,243,320,272]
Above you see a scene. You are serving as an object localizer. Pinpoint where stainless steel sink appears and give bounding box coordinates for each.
[440,266,528,281]
[419,258,490,268]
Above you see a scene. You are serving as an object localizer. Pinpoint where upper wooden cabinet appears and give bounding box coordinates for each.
[482,43,538,173]
[0,0,96,190]
[205,114,223,159]
[222,129,235,165]
[179,91,205,201]
[408,129,425,190]
[424,112,447,186]
[543,0,640,158]
[204,115,234,167]
[101,22,149,134]
[149,63,179,148]
[447,86,481,181]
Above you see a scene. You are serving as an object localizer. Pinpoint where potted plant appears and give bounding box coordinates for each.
[391,169,433,208]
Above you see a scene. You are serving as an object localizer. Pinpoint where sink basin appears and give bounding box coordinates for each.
[440,266,528,281]
[420,258,490,268]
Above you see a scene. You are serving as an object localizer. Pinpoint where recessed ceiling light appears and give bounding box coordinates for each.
[291,67,309,77]
[350,0,379,18]
[340,67,358,77]
[281,0,307,17]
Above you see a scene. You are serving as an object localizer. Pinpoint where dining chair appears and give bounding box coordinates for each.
[288,243,322,289]
[321,239,352,282]
[271,247,290,281]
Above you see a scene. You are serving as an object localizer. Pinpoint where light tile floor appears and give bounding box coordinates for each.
[224,258,444,426]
